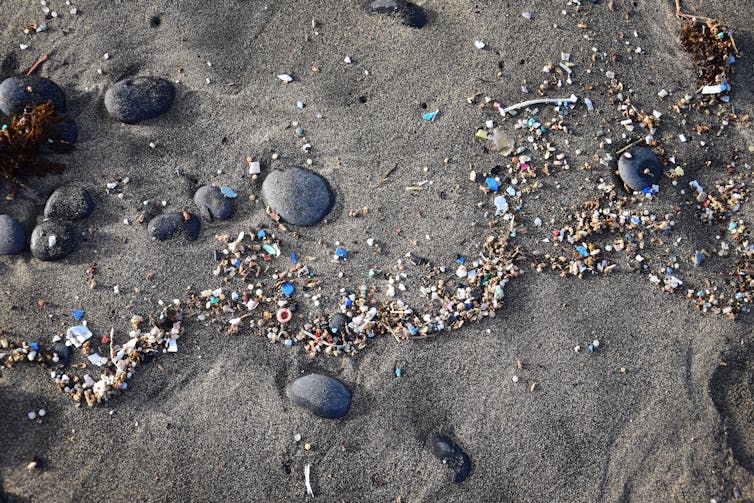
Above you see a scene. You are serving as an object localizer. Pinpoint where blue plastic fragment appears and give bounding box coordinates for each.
[281,282,295,297]
[30,342,39,351]
[576,245,589,258]
[220,187,238,198]
[335,247,348,259]
[291,252,298,264]
[587,344,595,353]
[73,310,85,321]
[395,368,404,378]
[367,332,375,338]
[485,178,499,191]
[233,259,242,267]
[257,229,267,239]
[422,110,438,121]
[506,186,516,197]
[295,127,304,135]
[284,339,293,346]
[456,257,465,264]
[296,101,305,109]
[344,298,353,308]
[631,215,641,224]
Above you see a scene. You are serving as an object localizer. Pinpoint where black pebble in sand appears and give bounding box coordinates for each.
[427,433,472,483]
[148,212,201,241]
[286,374,352,419]
[52,342,72,367]
[261,167,334,226]
[0,76,66,115]
[329,313,350,335]
[44,186,94,221]
[364,0,427,28]
[46,117,78,152]
[104,76,175,124]
[29,220,79,261]
[618,147,662,192]
[0,214,26,255]
[194,185,234,221]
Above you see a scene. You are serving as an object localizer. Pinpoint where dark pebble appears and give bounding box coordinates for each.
[148,212,200,241]
[0,76,66,115]
[194,185,234,221]
[29,220,79,261]
[44,186,94,221]
[427,433,472,483]
[46,117,77,152]
[104,76,175,124]
[286,374,352,419]
[329,313,350,335]
[364,0,427,28]
[0,214,26,255]
[51,342,72,367]
[261,167,334,226]
[618,147,662,192]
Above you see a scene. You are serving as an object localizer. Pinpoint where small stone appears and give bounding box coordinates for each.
[427,433,472,483]
[364,0,427,28]
[329,313,349,334]
[617,147,662,192]
[52,342,72,367]
[30,220,79,261]
[261,167,335,226]
[0,76,66,115]
[194,185,234,221]
[286,374,352,419]
[104,76,175,123]
[44,186,94,220]
[0,214,26,255]
[147,212,201,241]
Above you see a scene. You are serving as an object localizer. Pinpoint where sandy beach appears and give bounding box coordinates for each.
[1,0,754,501]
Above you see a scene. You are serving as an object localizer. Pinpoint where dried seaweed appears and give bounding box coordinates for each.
[0,101,66,198]
[679,19,736,88]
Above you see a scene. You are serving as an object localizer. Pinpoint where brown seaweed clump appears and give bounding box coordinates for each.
[679,18,737,98]
[0,101,64,198]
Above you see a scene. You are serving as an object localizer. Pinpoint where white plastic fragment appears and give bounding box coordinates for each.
[48,235,57,247]
[304,464,314,498]
[66,325,92,348]
[87,353,108,367]
[494,195,509,215]
[658,89,669,98]
[474,40,486,49]
[277,74,293,83]
[584,97,594,111]
[500,94,577,116]
[248,160,261,175]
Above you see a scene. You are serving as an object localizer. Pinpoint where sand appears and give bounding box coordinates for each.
[1,0,754,501]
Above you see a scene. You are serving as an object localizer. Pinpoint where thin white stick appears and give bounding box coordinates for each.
[499,94,578,116]
[305,463,314,498]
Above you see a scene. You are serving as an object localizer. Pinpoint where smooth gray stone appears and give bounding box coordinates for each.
[148,212,200,241]
[104,76,175,123]
[364,0,427,28]
[0,76,65,115]
[286,374,351,419]
[427,433,472,483]
[261,167,334,226]
[30,220,79,261]
[0,214,26,255]
[194,185,234,221]
[44,186,94,220]
[329,313,349,335]
[617,147,662,192]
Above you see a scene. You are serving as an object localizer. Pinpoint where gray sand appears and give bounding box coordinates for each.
[1,0,753,501]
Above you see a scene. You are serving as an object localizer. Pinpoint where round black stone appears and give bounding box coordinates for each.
[29,220,79,261]
[364,0,427,28]
[44,186,94,221]
[427,433,472,483]
[286,374,352,419]
[617,147,662,192]
[51,342,72,367]
[104,77,175,124]
[0,214,26,255]
[261,167,334,226]
[0,76,66,116]
[329,313,350,335]
[194,185,234,221]
[148,212,200,241]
